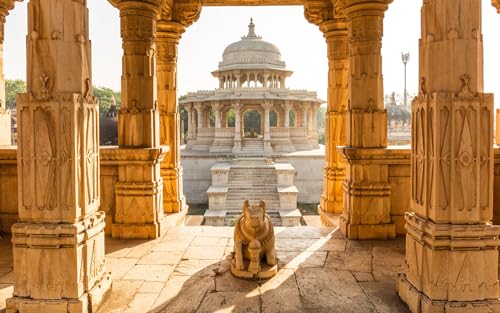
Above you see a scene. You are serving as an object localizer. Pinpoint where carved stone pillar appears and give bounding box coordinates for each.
[337,0,395,240]
[233,102,241,153]
[156,19,196,214]
[7,0,112,312]
[301,107,308,128]
[112,1,167,239]
[309,102,320,148]
[184,103,193,139]
[0,1,12,146]
[282,102,291,127]
[262,102,273,153]
[195,102,203,132]
[398,1,500,311]
[212,102,222,128]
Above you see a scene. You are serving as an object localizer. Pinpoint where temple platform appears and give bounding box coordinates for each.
[0,217,410,313]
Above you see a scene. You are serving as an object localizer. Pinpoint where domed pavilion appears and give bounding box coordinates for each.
[181,19,324,154]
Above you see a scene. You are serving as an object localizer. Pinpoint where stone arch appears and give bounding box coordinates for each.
[242,109,262,137]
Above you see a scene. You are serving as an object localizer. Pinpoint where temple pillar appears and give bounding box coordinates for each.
[184,103,193,139]
[7,0,112,311]
[301,108,308,128]
[195,103,203,134]
[262,102,273,153]
[282,102,291,127]
[397,1,500,311]
[336,0,395,240]
[112,1,167,239]
[212,102,222,128]
[156,20,193,214]
[232,102,241,153]
[0,2,11,146]
[309,102,320,148]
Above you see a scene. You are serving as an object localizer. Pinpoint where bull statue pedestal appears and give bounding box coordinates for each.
[231,200,278,279]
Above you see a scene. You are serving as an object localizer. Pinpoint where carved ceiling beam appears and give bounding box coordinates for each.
[493,0,500,13]
[108,0,168,19]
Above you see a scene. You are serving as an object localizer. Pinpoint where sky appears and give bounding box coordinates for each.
[3,0,500,105]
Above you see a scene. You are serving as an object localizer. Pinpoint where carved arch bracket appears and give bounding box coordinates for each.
[493,0,500,13]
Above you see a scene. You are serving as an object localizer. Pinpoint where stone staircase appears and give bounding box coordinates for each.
[205,158,301,227]
[241,138,264,155]
[223,210,282,227]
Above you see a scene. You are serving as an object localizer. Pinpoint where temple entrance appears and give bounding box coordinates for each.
[242,109,262,138]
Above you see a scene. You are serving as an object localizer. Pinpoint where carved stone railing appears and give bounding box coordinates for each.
[214,127,235,138]
[270,127,290,138]
[197,127,215,138]
[290,127,307,137]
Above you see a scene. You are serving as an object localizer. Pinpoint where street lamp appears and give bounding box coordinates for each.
[401,52,410,107]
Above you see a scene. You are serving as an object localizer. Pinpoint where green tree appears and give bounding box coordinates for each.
[5,79,27,109]
[92,86,121,116]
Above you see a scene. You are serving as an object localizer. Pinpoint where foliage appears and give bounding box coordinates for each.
[92,86,121,116]
[5,79,26,109]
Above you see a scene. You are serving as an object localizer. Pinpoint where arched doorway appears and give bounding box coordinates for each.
[242,109,262,137]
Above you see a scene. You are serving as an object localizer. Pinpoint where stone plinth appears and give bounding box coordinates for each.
[337,147,396,240]
[277,186,298,211]
[279,209,301,227]
[207,186,228,211]
[204,209,226,226]
[7,212,112,313]
[111,147,168,240]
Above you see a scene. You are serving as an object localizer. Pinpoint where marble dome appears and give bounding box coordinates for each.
[218,18,287,71]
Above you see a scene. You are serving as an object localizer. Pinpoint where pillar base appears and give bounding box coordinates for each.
[397,273,500,313]
[7,272,112,313]
[318,205,338,227]
[111,221,166,239]
[339,215,395,240]
[263,140,273,153]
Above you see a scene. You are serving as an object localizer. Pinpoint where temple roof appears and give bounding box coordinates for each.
[216,18,288,72]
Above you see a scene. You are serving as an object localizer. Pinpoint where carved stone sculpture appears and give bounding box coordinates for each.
[231,200,277,279]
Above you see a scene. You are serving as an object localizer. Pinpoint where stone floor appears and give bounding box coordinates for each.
[0,221,411,313]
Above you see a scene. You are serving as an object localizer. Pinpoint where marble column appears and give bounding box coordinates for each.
[156,21,189,214]
[112,1,167,239]
[398,1,500,312]
[262,102,273,153]
[0,1,12,146]
[232,102,241,153]
[282,102,291,128]
[195,103,203,134]
[337,0,395,240]
[212,102,222,128]
[7,0,112,311]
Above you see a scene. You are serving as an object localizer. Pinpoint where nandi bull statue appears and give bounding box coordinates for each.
[231,200,277,279]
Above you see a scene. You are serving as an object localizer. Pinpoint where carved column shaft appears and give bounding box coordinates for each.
[338,0,395,240]
[112,2,167,239]
[157,21,187,214]
[398,1,500,311]
[316,17,350,217]
[232,102,241,153]
[8,1,111,312]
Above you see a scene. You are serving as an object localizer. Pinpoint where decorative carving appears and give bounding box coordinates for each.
[231,200,277,279]
[303,0,333,26]
[457,74,477,100]
[37,73,52,102]
[493,0,500,13]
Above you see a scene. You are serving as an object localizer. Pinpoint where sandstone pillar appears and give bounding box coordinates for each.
[184,103,193,139]
[112,1,167,239]
[337,0,395,240]
[7,0,112,311]
[156,20,191,214]
[309,103,320,148]
[305,2,350,219]
[195,102,203,131]
[301,107,308,128]
[0,1,13,146]
[397,1,500,312]
[212,102,221,128]
[233,102,241,153]
[262,102,273,153]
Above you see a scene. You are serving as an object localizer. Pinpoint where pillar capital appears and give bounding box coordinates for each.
[111,0,166,19]
[211,101,222,112]
[261,101,273,111]
[194,102,203,111]
[232,101,241,111]
[183,103,193,112]
[493,0,500,13]
[340,0,392,16]
[281,101,294,111]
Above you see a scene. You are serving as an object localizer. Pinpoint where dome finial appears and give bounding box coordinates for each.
[248,17,256,37]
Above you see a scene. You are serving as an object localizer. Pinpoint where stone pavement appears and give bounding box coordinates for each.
[0,222,411,313]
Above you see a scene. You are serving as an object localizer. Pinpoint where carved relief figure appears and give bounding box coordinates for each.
[231,200,277,279]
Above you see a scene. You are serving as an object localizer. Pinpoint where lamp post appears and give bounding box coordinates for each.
[401,52,410,107]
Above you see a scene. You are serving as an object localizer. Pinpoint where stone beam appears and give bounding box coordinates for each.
[6,1,112,312]
[398,1,500,312]
[201,0,302,5]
